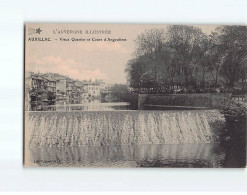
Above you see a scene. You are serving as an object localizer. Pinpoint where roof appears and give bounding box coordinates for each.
[43,76,56,82]
[82,80,100,85]
[74,81,84,87]
[53,76,66,81]
[37,76,44,80]
[66,78,73,83]
[95,80,105,84]
[27,72,106,86]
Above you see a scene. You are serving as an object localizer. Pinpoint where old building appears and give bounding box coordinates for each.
[25,73,48,111]
[72,81,83,99]
[54,76,66,95]
[25,71,109,110]
[83,80,100,97]
[43,77,56,93]
[66,79,73,97]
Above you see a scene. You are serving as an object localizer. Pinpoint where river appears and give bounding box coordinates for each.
[24,98,246,167]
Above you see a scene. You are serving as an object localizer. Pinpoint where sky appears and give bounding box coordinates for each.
[25,24,217,84]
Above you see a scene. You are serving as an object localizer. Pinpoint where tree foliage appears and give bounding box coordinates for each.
[125,25,247,93]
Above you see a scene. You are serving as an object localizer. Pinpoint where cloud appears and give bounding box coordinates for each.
[26,55,110,81]
[25,40,130,84]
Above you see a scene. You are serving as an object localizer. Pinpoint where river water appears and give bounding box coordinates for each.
[25,98,246,168]
[27,144,227,168]
[31,99,132,111]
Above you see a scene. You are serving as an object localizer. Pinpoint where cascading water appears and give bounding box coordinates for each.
[25,110,225,147]
[29,144,226,167]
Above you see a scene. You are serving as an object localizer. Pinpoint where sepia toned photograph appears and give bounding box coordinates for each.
[24,23,246,168]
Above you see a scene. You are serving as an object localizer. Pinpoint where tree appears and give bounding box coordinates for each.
[165,25,207,89]
[109,84,128,99]
[216,26,247,88]
[47,91,56,101]
[140,71,156,88]
[134,28,168,82]
[125,25,247,94]
[204,31,224,87]
[125,58,144,89]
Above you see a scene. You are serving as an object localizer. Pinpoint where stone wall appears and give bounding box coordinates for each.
[139,93,231,109]
[138,94,148,109]
[119,92,139,109]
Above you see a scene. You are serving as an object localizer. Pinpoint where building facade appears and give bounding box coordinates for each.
[83,81,100,97]
[25,72,109,110]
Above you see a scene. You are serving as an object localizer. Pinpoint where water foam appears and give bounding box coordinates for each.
[26,110,225,147]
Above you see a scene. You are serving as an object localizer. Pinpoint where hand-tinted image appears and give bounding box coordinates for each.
[24,24,246,167]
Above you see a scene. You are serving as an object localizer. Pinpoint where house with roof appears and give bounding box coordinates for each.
[83,80,100,97]
[43,76,56,93]
[53,76,66,95]
[72,81,84,99]
[66,78,73,98]
[25,72,49,110]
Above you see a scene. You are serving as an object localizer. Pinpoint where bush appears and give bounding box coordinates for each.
[47,91,56,101]
[218,100,247,122]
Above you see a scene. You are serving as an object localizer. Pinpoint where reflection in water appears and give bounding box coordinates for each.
[28,144,226,167]
[41,99,131,111]
[25,98,244,167]
[25,110,229,167]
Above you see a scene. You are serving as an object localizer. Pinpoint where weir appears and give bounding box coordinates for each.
[29,144,226,167]
[25,110,225,147]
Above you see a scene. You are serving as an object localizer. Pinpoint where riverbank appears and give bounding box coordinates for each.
[217,99,246,167]
[138,93,230,109]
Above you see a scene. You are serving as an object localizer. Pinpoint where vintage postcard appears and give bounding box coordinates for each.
[24,23,246,167]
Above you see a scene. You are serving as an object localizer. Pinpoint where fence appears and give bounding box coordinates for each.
[231,94,247,102]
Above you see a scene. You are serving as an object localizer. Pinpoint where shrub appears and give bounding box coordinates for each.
[218,99,247,122]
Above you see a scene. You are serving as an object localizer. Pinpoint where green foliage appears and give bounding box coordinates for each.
[109,84,128,92]
[216,26,247,87]
[125,25,247,93]
[219,100,247,122]
[47,91,56,101]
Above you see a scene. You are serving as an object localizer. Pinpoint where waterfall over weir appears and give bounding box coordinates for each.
[25,110,225,147]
